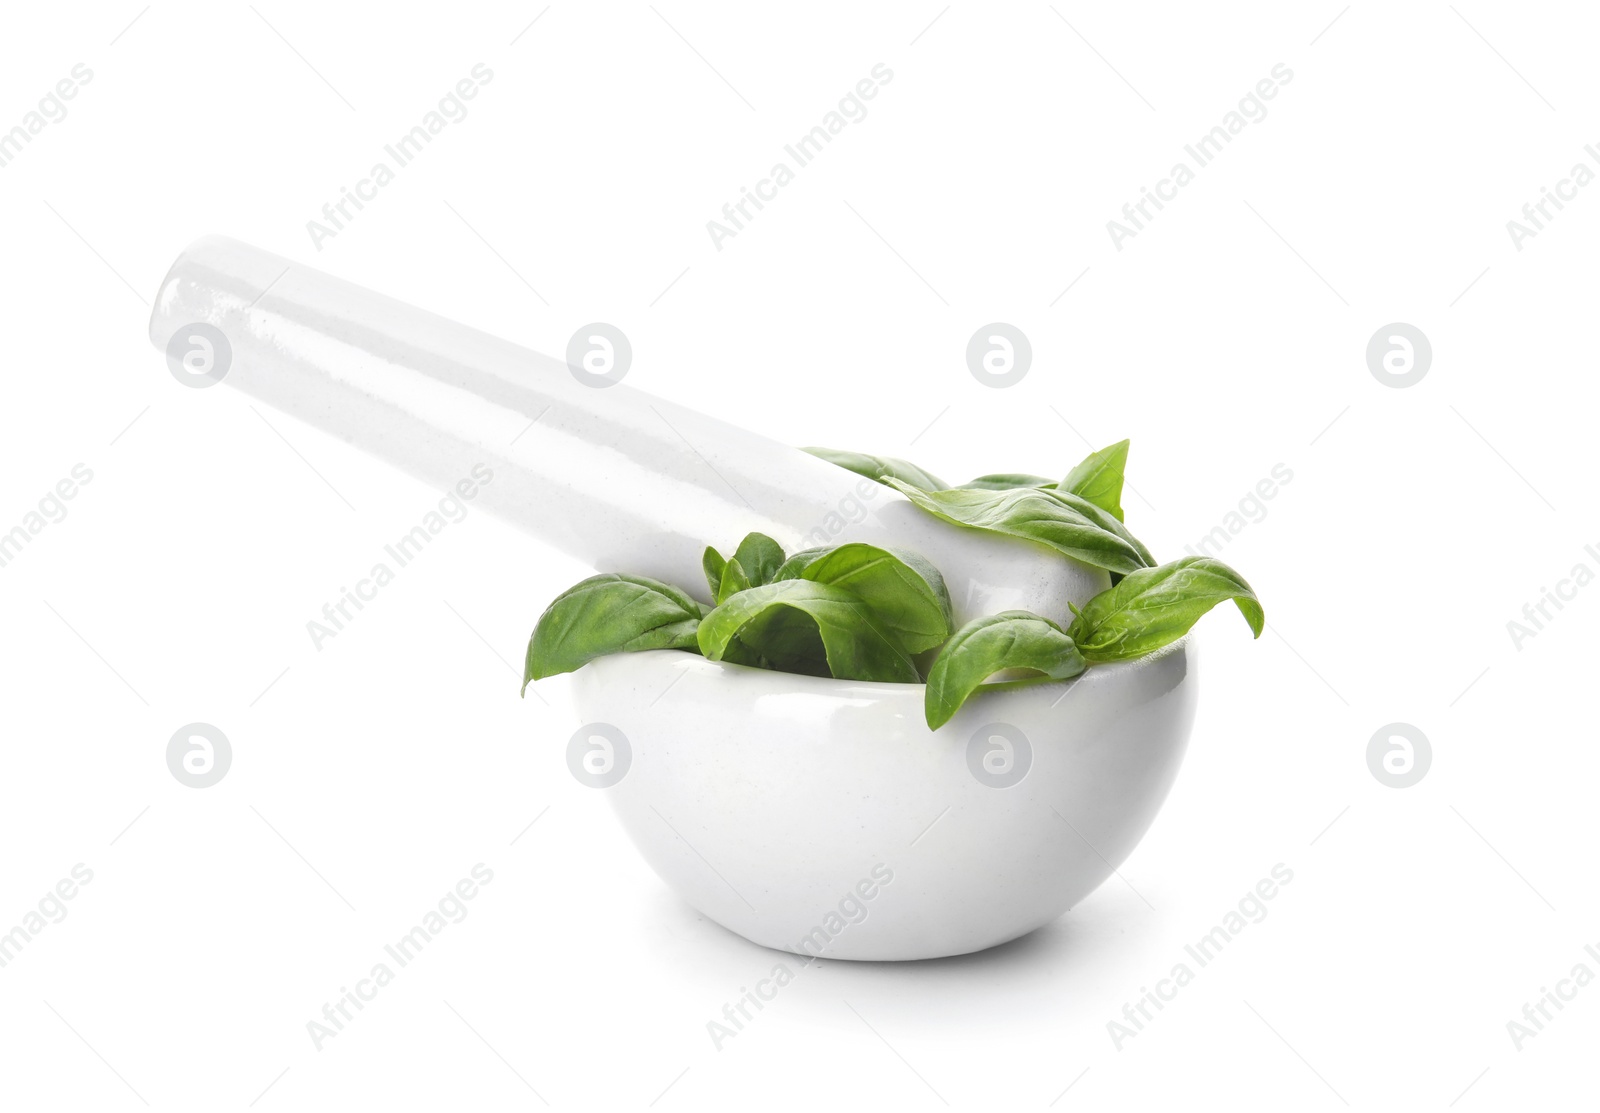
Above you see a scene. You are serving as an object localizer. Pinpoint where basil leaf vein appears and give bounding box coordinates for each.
[1067,556,1263,661]
[778,542,953,654]
[523,573,703,691]
[959,473,1056,491]
[802,446,948,491]
[883,478,1151,575]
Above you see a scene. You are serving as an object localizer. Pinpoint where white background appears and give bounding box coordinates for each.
[1,1,1596,1109]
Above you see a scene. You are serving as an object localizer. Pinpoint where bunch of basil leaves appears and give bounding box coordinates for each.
[523,440,1262,729]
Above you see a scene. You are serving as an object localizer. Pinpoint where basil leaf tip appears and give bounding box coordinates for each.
[924,611,1086,729]
[523,573,704,692]
[1066,556,1263,662]
[732,532,786,587]
[1060,439,1131,522]
[701,546,727,600]
[802,446,948,492]
[883,478,1150,575]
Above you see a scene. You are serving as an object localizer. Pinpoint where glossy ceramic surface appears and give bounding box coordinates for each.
[147,235,1105,623]
[572,643,1197,961]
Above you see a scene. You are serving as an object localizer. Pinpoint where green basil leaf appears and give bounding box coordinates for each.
[523,574,702,692]
[702,546,727,600]
[1060,439,1130,521]
[781,543,952,654]
[720,639,769,668]
[883,478,1151,575]
[771,546,830,581]
[697,580,921,683]
[802,446,948,491]
[732,532,785,587]
[1043,486,1156,568]
[724,601,830,676]
[959,473,1056,491]
[717,557,751,604]
[1067,556,1264,662]
[924,611,1086,729]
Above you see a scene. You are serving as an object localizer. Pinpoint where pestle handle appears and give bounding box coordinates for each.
[148,236,1102,624]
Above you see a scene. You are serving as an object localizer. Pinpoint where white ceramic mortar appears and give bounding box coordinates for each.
[574,645,1195,960]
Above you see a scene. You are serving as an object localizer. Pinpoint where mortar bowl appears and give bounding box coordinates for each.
[570,640,1197,961]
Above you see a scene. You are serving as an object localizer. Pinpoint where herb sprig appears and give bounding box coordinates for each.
[523,441,1261,728]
